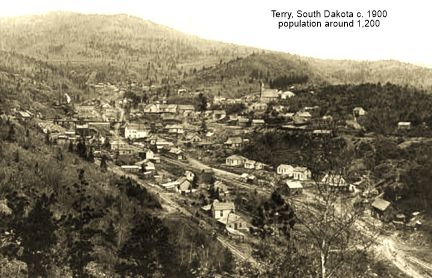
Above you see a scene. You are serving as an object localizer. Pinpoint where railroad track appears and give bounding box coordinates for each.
[107,163,257,264]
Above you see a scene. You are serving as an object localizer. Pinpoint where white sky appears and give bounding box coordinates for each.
[1,0,431,66]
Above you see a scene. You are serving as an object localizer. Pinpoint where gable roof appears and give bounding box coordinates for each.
[372,198,391,211]
[212,201,235,211]
[285,180,303,189]
[225,137,243,144]
[278,164,294,170]
[178,104,195,109]
[226,155,246,161]
[261,89,279,98]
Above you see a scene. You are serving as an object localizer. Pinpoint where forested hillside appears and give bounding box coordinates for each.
[0,105,235,277]
[0,12,256,86]
[1,12,432,96]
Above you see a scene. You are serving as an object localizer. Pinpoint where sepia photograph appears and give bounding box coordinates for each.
[0,0,431,277]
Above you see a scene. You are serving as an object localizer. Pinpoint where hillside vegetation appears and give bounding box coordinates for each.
[1,12,432,96]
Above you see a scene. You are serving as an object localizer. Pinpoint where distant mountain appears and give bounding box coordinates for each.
[0,12,256,85]
[183,53,432,96]
[1,12,432,96]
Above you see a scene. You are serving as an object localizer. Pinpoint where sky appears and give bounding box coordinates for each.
[1,0,431,67]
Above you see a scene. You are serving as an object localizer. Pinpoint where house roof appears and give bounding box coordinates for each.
[252,119,265,124]
[281,91,296,97]
[321,174,347,186]
[177,177,191,191]
[169,148,183,154]
[295,111,312,118]
[218,213,244,226]
[165,124,183,129]
[398,122,411,126]
[261,89,279,98]
[293,166,309,172]
[185,133,201,140]
[371,198,391,211]
[278,164,294,170]
[212,201,235,211]
[225,137,243,144]
[178,105,195,110]
[226,155,246,161]
[285,180,303,189]
[214,181,228,191]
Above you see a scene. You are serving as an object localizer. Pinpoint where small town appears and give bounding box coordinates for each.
[0,8,431,278]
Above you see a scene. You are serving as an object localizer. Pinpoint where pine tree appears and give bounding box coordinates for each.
[87,147,95,162]
[100,155,108,171]
[17,195,57,277]
[68,140,74,152]
[7,123,16,142]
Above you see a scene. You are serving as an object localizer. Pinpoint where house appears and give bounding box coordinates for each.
[120,165,141,173]
[161,181,179,192]
[244,159,256,169]
[214,181,229,195]
[144,149,160,163]
[144,161,156,172]
[165,124,184,134]
[241,173,256,183]
[248,102,268,112]
[252,119,265,127]
[260,89,279,103]
[371,198,392,220]
[152,138,174,150]
[110,140,128,151]
[285,180,303,195]
[238,117,250,127]
[212,110,227,120]
[122,123,149,139]
[168,148,186,160]
[218,213,248,231]
[75,124,91,137]
[277,164,294,177]
[211,200,235,220]
[280,91,296,99]
[226,155,246,167]
[293,111,312,125]
[184,133,202,143]
[75,105,96,114]
[398,122,411,130]
[255,162,266,170]
[185,170,195,182]
[321,174,350,192]
[353,107,367,117]
[224,137,244,148]
[117,146,141,156]
[178,105,195,115]
[292,167,311,181]
[143,104,161,114]
[177,177,192,194]
[160,104,178,114]
[345,120,362,130]
[213,96,226,105]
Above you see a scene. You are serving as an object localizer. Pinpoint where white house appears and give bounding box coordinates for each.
[244,159,256,169]
[123,123,149,139]
[277,164,294,176]
[211,200,235,220]
[292,167,312,181]
[226,155,246,167]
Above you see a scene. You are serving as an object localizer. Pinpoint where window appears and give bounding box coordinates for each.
[220,211,223,217]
